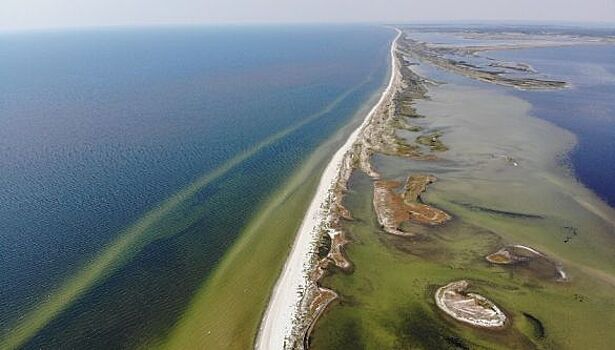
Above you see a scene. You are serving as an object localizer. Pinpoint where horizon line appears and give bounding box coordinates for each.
[2,19,615,34]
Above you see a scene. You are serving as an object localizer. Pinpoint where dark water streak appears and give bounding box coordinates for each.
[0,26,391,347]
[489,45,615,208]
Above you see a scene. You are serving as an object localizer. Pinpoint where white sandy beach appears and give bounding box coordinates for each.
[254,28,401,350]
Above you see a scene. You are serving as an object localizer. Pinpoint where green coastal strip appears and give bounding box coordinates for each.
[160,146,323,349]
[0,80,370,350]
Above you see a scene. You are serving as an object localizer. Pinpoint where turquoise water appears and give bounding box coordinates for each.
[0,26,391,348]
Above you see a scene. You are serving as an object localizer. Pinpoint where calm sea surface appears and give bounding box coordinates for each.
[489,45,615,207]
[0,26,391,347]
[408,30,615,208]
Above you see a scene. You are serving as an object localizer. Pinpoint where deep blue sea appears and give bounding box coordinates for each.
[489,45,615,207]
[0,26,391,347]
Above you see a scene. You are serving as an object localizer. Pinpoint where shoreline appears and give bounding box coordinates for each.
[254,28,401,350]
[301,27,615,349]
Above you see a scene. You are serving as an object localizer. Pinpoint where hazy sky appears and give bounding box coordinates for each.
[2,0,614,30]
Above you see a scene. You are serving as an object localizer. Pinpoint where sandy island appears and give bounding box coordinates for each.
[435,280,507,329]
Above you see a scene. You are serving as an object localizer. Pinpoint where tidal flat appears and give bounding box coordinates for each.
[310,30,615,349]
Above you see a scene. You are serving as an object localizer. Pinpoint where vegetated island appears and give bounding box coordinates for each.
[486,245,568,281]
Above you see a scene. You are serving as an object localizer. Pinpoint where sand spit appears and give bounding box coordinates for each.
[288,32,452,347]
[373,175,451,236]
[398,36,571,90]
[258,25,470,349]
[254,29,403,350]
[486,245,568,281]
[299,286,338,350]
[435,280,507,329]
[350,39,441,173]
[459,31,615,48]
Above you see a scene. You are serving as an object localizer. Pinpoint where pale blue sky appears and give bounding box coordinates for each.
[2,0,614,30]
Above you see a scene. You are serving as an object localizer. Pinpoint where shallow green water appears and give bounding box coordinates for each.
[310,67,615,349]
[0,25,392,349]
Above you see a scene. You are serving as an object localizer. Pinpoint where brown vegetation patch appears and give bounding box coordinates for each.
[328,231,352,271]
[373,174,451,236]
[302,287,338,350]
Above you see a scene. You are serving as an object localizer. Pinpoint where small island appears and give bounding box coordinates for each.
[373,174,451,236]
[486,245,568,281]
[435,280,507,329]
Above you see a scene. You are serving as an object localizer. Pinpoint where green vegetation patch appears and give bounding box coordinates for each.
[416,131,449,151]
[390,116,423,132]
